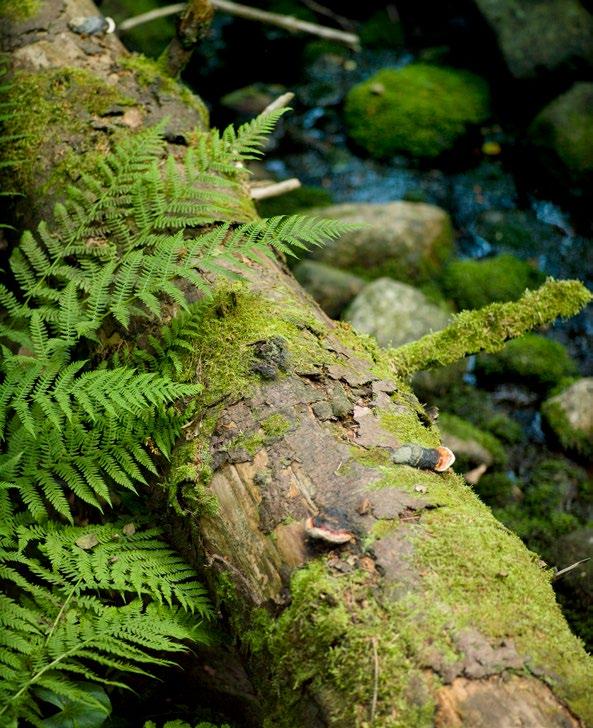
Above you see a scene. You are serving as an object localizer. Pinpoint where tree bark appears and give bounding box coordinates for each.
[2,2,592,726]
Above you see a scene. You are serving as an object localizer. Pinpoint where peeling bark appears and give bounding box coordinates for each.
[2,3,593,726]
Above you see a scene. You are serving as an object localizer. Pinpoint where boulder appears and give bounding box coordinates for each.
[441,254,545,310]
[292,260,365,319]
[472,0,593,79]
[307,201,454,283]
[528,83,593,194]
[344,63,490,158]
[343,277,450,349]
[542,378,593,457]
[476,334,577,390]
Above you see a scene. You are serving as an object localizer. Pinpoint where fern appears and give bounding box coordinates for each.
[0,103,348,723]
[0,521,210,726]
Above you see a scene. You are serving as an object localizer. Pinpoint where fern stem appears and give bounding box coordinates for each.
[44,577,82,645]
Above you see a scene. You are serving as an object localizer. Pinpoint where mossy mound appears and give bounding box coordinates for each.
[476,334,577,390]
[475,473,519,508]
[542,378,593,457]
[344,63,490,159]
[256,185,332,218]
[359,9,404,49]
[442,254,545,310]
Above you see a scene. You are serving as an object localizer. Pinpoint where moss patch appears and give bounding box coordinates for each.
[344,64,490,159]
[0,0,40,20]
[120,54,209,125]
[0,67,134,203]
[476,333,577,390]
[442,254,545,310]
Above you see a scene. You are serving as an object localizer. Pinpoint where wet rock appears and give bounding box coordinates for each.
[292,260,364,319]
[344,278,450,348]
[471,0,593,79]
[529,83,593,196]
[344,63,490,158]
[542,378,593,457]
[221,83,287,116]
[307,201,454,283]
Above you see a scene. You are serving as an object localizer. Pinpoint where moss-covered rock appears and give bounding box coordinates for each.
[344,278,450,348]
[344,63,490,159]
[476,333,577,389]
[542,378,593,457]
[292,260,364,319]
[442,254,545,310]
[359,9,404,49]
[256,185,332,218]
[307,201,454,283]
[472,0,593,79]
[475,472,520,508]
[529,83,593,195]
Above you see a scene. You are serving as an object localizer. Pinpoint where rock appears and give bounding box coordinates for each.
[542,378,593,457]
[343,278,450,349]
[528,83,593,195]
[344,63,489,159]
[221,83,287,116]
[441,254,545,310]
[257,185,332,218]
[472,0,593,79]
[474,209,563,256]
[476,334,577,390]
[307,201,454,283]
[292,261,364,319]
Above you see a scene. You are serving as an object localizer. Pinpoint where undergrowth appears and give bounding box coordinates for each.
[0,100,349,725]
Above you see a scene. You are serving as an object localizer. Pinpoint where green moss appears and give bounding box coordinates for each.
[542,384,593,457]
[474,472,518,507]
[302,40,351,64]
[438,412,507,466]
[344,64,490,159]
[0,67,134,199]
[441,254,545,310]
[120,54,209,125]
[160,440,218,517]
[476,333,577,389]
[389,279,591,377]
[482,412,524,444]
[359,9,404,49]
[256,186,332,219]
[261,413,292,439]
[0,0,40,20]
[380,408,440,449]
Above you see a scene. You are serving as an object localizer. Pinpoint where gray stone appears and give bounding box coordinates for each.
[344,278,450,349]
[472,0,593,79]
[529,83,593,193]
[292,260,365,319]
[307,201,453,284]
[543,377,593,456]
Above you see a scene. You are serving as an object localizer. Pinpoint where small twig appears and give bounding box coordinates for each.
[250,178,301,201]
[262,91,295,115]
[299,0,355,31]
[370,636,379,724]
[552,557,591,581]
[119,0,360,47]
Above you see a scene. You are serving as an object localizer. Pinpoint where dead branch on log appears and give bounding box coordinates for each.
[119,0,360,48]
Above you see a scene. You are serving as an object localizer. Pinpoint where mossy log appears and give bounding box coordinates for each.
[2,3,593,726]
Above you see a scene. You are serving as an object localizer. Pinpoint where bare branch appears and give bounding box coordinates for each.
[119,0,360,48]
[250,178,301,201]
